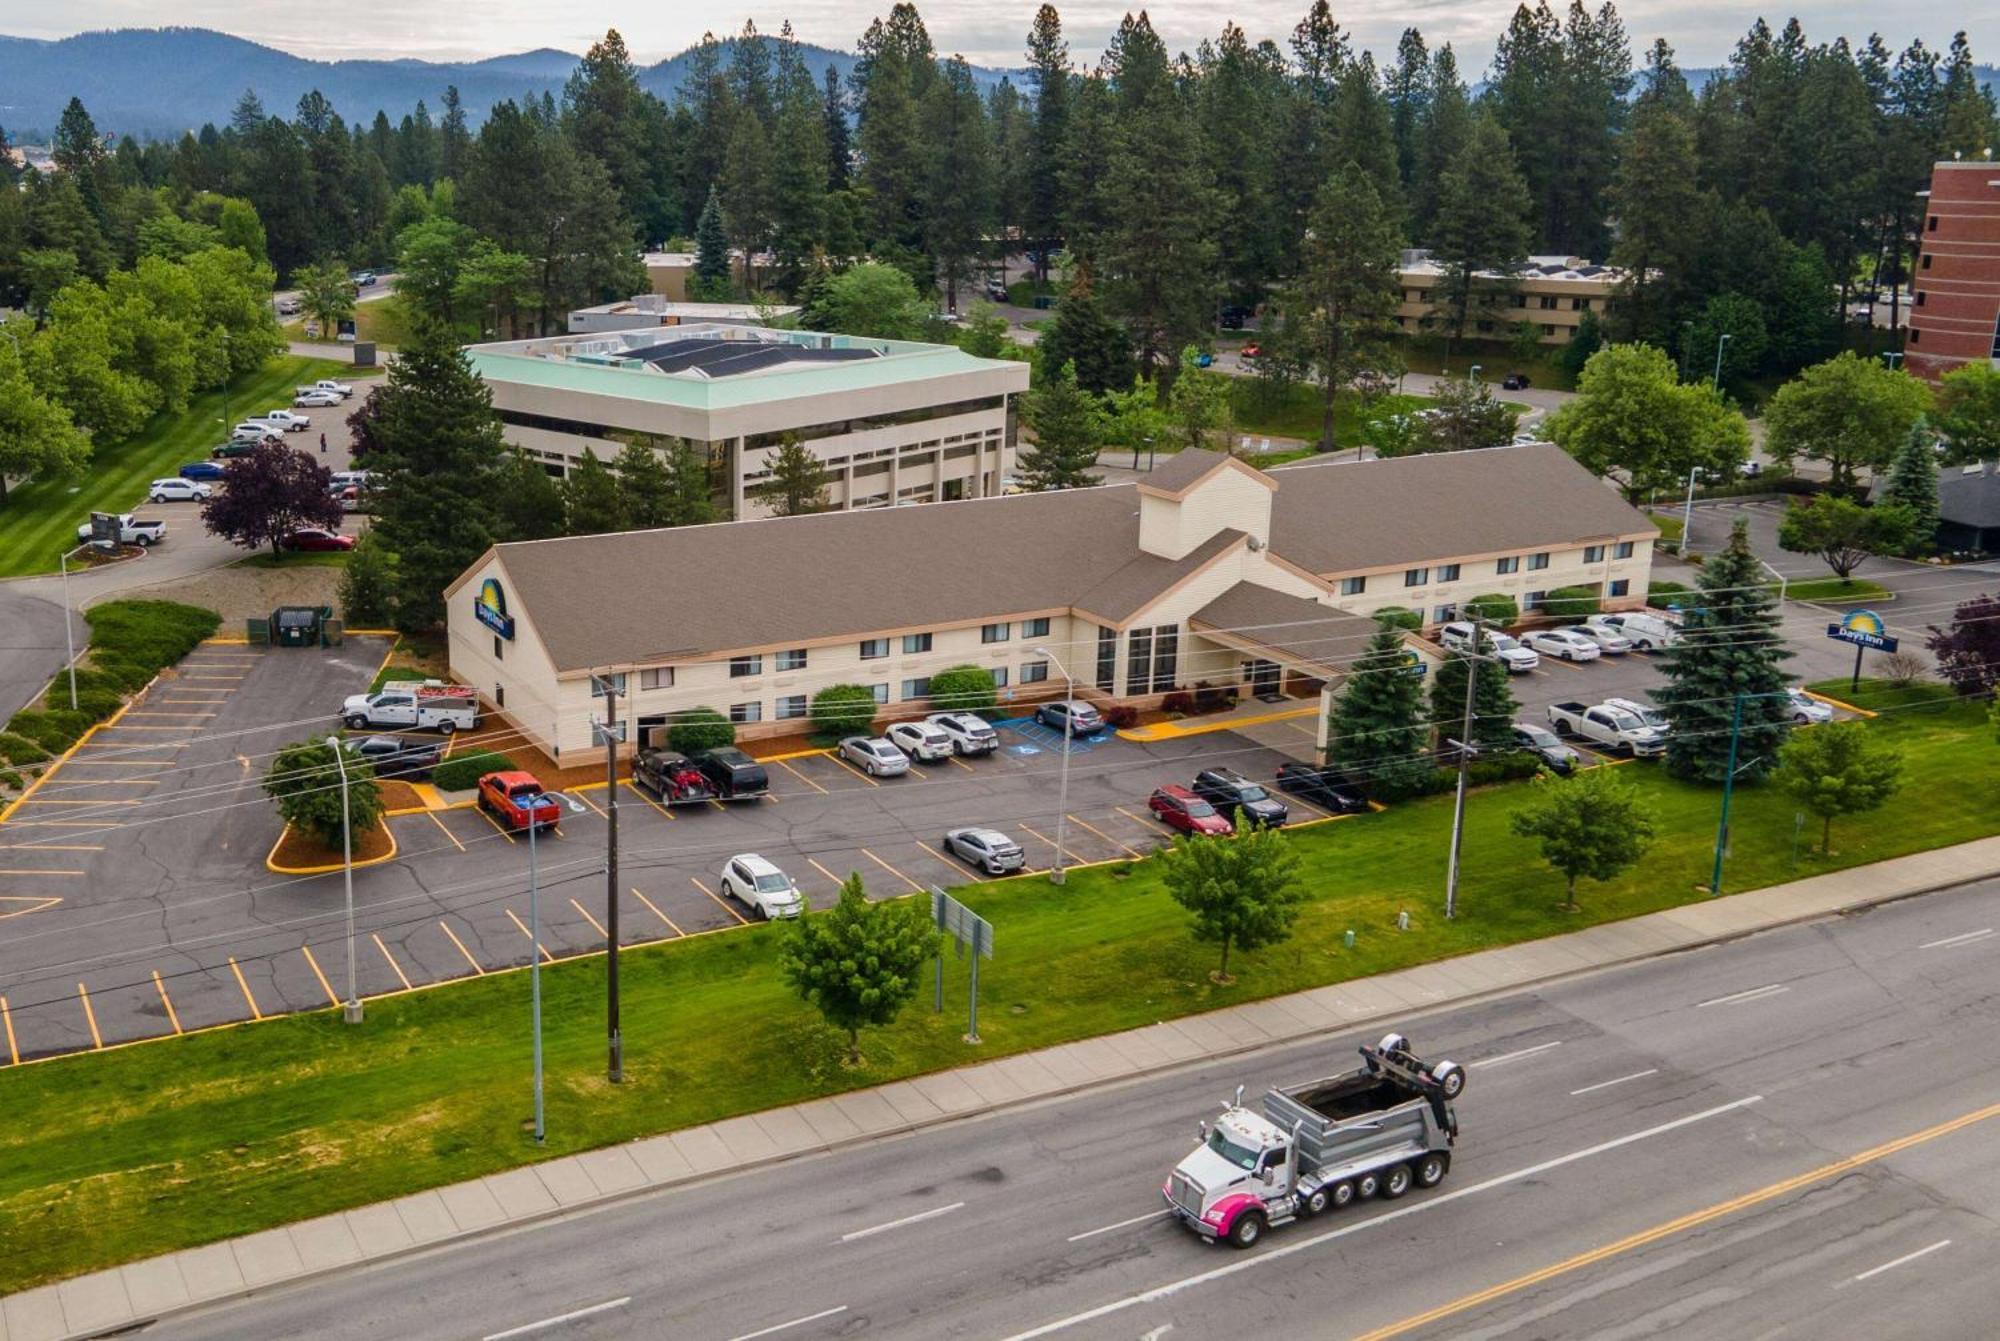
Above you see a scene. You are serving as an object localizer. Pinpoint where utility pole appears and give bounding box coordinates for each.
[1711,332,1732,391]
[1443,618,1481,920]
[599,677,623,1084]
[1708,693,1745,898]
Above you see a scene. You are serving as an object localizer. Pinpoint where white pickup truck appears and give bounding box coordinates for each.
[76,514,166,547]
[341,682,480,734]
[1547,699,1667,757]
[258,410,311,432]
[296,378,354,400]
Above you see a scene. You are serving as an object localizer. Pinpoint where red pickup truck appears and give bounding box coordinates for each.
[477,770,560,832]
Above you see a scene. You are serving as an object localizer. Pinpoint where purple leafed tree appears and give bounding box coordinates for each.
[1925,593,2000,697]
[200,440,343,558]
[345,390,383,461]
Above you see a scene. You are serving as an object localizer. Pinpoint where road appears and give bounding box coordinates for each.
[144,873,2000,1341]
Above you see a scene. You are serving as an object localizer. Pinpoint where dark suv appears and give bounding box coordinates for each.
[698,746,770,801]
[351,734,443,781]
[1191,767,1289,828]
[1273,762,1370,814]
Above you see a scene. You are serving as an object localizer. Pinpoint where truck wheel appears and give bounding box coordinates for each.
[1328,1180,1356,1210]
[1433,1060,1465,1099]
[1380,1165,1413,1199]
[1227,1211,1266,1249]
[1356,1172,1380,1199]
[1414,1154,1450,1188]
[439,720,458,735]
[1301,1185,1330,1218]
[345,714,368,729]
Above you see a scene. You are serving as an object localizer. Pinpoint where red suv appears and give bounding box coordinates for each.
[478,770,560,832]
[1148,784,1234,836]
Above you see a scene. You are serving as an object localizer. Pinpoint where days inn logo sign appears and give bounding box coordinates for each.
[1825,608,1896,652]
[474,577,515,640]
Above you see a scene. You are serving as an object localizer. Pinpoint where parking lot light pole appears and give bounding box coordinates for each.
[1030,646,1074,886]
[58,549,78,710]
[1679,466,1699,557]
[594,678,624,1085]
[1711,332,1732,391]
[1443,620,1485,921]
[324,736,363,1025]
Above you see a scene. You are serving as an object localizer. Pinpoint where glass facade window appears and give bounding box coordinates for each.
[903,633,933,654]
[729,655,762,677]
[777,648,808,672]
[729,701,762,723]
[1095,626,1117,692]
[860,638,888,660]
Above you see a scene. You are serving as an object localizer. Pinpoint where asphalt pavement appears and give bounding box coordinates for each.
[138,873,2000,1341]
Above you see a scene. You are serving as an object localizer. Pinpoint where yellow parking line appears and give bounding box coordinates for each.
[571,789,606,818]
[228,957,262,1020]
[632,887,684,936]
[1,996,16,1064]
[100,725,206,732]
[124,711,216,718]
[569,897,607,938]
[2,821,125,828]
[474,805,517,844]
[622,780,676,819]
[691,876,750,925]
[15,798,141,806]
[505,908,555,962]
[808,857,849,889]
[439,920,484,974]
[862,846,923,892]
[917,839,984,880]
[775,757,827,794]
[827,752,881,787]
[1540,656,1587,671]
[372,933,413,990]
[1018,822,1061,850]
[1114,805,1156,831]
[301,945,337,1007]
[54,778,157,788]
[947,754,976,772]
[0,844,100,852]
[151,971,183,1034]
[77,983,103,1049]
[1069,813,1142,858]
[426,809,465,852]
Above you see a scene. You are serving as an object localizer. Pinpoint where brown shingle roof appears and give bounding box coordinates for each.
[1189,583,1382,677]
[1268,443,1655,574]
[1134,448,1271,498]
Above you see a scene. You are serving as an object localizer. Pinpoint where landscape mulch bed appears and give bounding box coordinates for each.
[271,823,394,869]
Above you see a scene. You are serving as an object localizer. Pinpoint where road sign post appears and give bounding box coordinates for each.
[930,888,994,1044]
[1825,609,1898,693]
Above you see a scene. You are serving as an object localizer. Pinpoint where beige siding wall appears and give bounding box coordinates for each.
[1117,547,1337,692]
[1327,537,1655,625]
[1138,469,1273,558]
[444,556,569,757]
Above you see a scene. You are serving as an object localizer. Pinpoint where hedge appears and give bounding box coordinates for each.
[5,709,95,752]
[1377,751,1542,801]
[666,708,735,756]
[0,732,50,766]
[927,665,998,714]
[431,751,518,793]
[1539,586,1601,620]
[1373,606,1423,632]
[809,685,879,740]
[3,601,222,755]
[1645,580,1693,607]
[1462,593,1519,626]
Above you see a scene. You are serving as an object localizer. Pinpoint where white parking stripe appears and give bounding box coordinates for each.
[726,1306,850,1341]
[1570,1069,1659,1096]
[482,1296,631,1339]
[1067,1209,1173,1242]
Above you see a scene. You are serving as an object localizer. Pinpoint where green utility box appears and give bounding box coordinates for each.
[271,606,327,647]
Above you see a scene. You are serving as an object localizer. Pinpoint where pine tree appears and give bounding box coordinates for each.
[561,447,628,535]
[769,32,829,294]
[821,66,852,192]
[1037,270,1135,396]
[1879,421,1941,555]
[1430,113,1532,338]
[615,440,676,529]
[665,442,718,526]
[925,57,994,312]
[1023,4,1070,281]
[439,86,470,182]
[1409,45,1470,242]
[1280,163,1402,453]
[1651,520,1795,784]
[752,436,831,516]
[1017,360,1103,491]
[1609,84,1702,343]
[494,450,563,541]
[1428,630,1519,753]
[1325,622,1430,794]
[720,114,774,287]
[693,186,731,297]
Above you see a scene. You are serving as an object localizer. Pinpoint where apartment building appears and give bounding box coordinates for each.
[1395,250,1630,344]
[1906,159,2000,382]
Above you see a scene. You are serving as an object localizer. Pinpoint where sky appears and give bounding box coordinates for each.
[6,1,1984,77]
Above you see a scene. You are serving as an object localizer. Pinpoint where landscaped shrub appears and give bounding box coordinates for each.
[1161,691,1195,715]
[4,709,94,753]
[1102,704,1139,729]
[1645,580,1693,608]
[1373,606,1423,632]
[1540,586,1601,620]
[430,751,518,793]
[927,665,998,714]
[84,600,220,674]
[49,687,124,722]
[666,708,735,756]
[89,657,156,692]
[1463,593,1519,627]
[0,732,51,765]
[0,770,21,791]
[1192,681,1239,712]
[1375,751,1541,801]
[809,685,879,740]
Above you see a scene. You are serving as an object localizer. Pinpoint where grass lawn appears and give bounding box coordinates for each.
[1230,384,1433,443]
[0,356,362,580]
[1786,577,1894,604]
[0,684,1990,1291]
[283,296,412,349]
[234,551,350,570]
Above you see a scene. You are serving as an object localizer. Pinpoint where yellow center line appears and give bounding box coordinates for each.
[569,897,607,938]
[691,875,750,924]
[775,757,827,794]
[632,887,683,936]
[0,996,16,1064]
[227,956,262,1020]
[622,780,676,820]
[807,857,849,889]
[77,983,103,1049]
[372,933,413,990]
[505,907,555,962]
[152,971,183,1034]
[1068,813,1142,858]
[1353,1099,2000,1341]
[862,846,924,892]
[301,945,337,1007]
[827,752,881,787]
[425,809,465,852]
[439,920,484,974]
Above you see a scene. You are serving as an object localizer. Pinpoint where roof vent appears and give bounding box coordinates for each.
[1246,535,1264,551]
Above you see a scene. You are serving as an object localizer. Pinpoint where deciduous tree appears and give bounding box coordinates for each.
[265,738,382,850]
[1764,352,1933,494]
[200,438,342,558]
[0,329,91,504]
[1935,363,2000,466]
[1776,495,1915,579]
[1776,720,1903,853]
[293,258,355,334]
[1159,821,1306,982]
[780,873,940,1062]
[1544,343,1752,499]
[1509,768,1655,912]
[1925,594,2000,698]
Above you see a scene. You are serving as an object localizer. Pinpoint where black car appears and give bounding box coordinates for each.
[351,734,444,780]
[1219,304,1252,330]
[1512,722,1581,775]
[698,746,770,801]
[1192,767,1290,828]
[1500,372,1531,390]
[1273,762,1370,814]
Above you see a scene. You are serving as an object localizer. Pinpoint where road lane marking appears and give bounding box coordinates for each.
[482,1297,631,1340]
[839,1201,965,1242]
[506,908,555,962]
[440,921,485,974]
[424,810,466,852]
[692,876,749,925]
[1570,1069,1658,1096]
[1069,813,1142,858]
[228,957,262,1019]
[724,1305,850,1341]
[632,888,683,936]
[862,846,923,892]
[301,945,337,1007]
[373,933,412,990]
[1919,928,1993,950]
[775,758,827,794]
[1349,1102,2000,1341]
[1471,1041,1562,1068]
[1851,1238,1952,1283]
[77,983,103,1049]
[1068,1209,1174,1242]
[0,996,15,1064]
[1696,983,1789,1008]
[999,1095,1765,1340]
[151,971,182,1034]
[622,780,675,819]
[570,897,607,938]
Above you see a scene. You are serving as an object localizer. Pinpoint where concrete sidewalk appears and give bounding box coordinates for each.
[11,835,2000,1341]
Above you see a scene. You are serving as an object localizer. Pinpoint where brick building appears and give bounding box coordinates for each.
[1907,159,2000,382]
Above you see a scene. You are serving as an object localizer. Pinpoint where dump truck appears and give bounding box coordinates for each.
[1163,1033,1464,1248]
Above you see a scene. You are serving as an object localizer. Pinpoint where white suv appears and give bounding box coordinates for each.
[926,711,998,755]
[718,854,803,920]
[148,478,212,503]
[886,720,953,762]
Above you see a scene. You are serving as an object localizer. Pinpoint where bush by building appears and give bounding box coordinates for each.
[666,708,735,756]
[1539,586,1601,620]
[1463,593,1519,626]
[926,665,998,714]
[809,685,879,741]
[430,750,518,793]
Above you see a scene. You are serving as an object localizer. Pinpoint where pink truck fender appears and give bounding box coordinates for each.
[1203,1192,1266,1236]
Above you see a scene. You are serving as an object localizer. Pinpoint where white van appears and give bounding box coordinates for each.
[1590,611,1682,651]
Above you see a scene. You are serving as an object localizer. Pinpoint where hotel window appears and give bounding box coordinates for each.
[860,638,889,660]
[1614,541,1635,559]
[1529,552,1550,571]
[729,701,762,724]
[1910,327,1921,343]
[1433,604,1457,623]
[902,632,933,654]
[1095,626,1117,692]
[992,667,1008,688]
[1543,324,1556,336]
[1496,556,1519,575]
[1609,579,1631,598]
[1921,253,1931,270]
[1023,661,1049,684]
[777,694,808,720]
[493,636,503,660]
[1437,563,1460,583]
[1340,576,1367,596]
[1023,617,1051,638]
[1539,294,1558,310]
[729,655,762,677]
[1915,291,1926,307]
[1927,215,1939,232]
[1511,293,1527,308]
[981,622,1011,644]
[870,684,889,705]
[1570,297,1584,310]
[1404,567,1430,587]
[776,648,808,672]
[1127,626,1152,692]
[640,667,674,691]
[902,677,931,701]
[1524,590,1548,611]
[1584,545,1606,563]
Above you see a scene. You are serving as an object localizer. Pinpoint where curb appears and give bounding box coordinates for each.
[265,822,400,875]
[39,855,1999,1340]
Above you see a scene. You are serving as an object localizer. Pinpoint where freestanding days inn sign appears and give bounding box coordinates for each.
[474,577,516,640]
[1825,608,1897,653]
